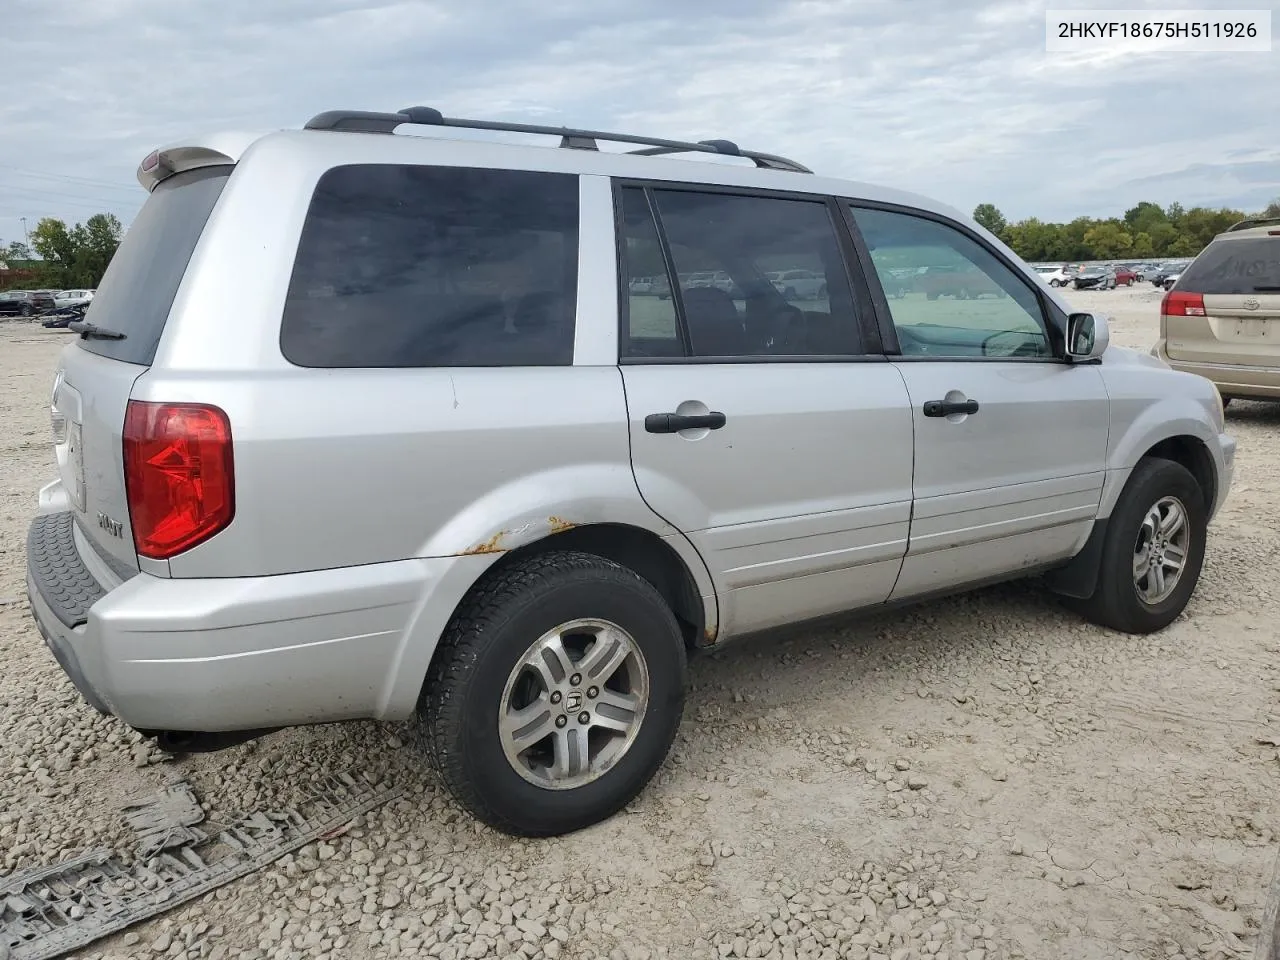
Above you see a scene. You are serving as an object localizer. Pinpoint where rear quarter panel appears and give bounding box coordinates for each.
[135,150,655,577]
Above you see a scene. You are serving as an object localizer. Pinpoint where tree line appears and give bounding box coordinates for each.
[972,198,1280,264]
[1,214,123,289]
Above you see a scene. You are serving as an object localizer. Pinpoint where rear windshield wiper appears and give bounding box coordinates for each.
[68,320,126,340]
[1253,285,1280,292]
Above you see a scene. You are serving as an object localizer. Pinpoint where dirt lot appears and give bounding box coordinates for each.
[2,284,1279,960]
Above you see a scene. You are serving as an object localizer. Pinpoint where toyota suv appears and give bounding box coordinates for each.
[26,107,1235,836]
[1153,218,1280,402]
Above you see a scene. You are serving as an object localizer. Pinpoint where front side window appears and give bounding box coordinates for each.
[851,206,1052,359]
[282,165,579,368]
[620,188,862,359]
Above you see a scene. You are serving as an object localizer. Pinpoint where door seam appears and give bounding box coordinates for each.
[887,360,916,599]
[615,365,722,635]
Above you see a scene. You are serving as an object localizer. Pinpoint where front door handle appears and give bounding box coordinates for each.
[923,399,979,417]
[645,412,727,434]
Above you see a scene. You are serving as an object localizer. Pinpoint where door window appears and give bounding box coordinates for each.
[850,206,1052,359]
[619,187,863,359]
[619,188,683,357]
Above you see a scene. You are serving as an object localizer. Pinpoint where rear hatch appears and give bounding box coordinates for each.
[1167,235,1274,366]
[50,166,230,575]
[1164,235,1280,367]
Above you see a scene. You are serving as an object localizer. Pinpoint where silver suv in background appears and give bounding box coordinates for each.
[27,107,1235,836]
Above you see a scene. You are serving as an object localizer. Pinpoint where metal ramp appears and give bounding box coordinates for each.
[1,770,400,960]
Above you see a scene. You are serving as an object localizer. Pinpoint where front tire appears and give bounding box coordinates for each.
[1068,458,1206,634]
[418,550,687,836]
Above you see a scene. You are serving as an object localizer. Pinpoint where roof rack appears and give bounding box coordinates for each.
[302,106,814,174]
[1227,216,1280,232]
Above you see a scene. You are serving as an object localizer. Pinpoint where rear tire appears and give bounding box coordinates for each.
[1066,458,1206,634]
[417,550,687,836]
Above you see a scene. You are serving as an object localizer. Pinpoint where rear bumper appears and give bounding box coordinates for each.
[26,509,491,731]
[1152,340,1280,400]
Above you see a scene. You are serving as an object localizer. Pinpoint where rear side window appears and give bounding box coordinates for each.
[1177,238,1280,294]
[78,166,230,365]
[281,165,579,367]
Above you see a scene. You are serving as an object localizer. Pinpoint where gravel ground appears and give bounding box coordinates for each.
[2,284,1279,960]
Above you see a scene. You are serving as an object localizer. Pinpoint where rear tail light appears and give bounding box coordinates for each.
[1161,290,1205,317]
[123,401,234,559]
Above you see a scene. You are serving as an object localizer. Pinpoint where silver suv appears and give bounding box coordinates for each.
[26,107,1235,836]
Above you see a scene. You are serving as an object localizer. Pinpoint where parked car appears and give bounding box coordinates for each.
[881,267,921,298]
[917,264,1007,299]
[41,303,89,329]
[1033,264,1075,287]
[1152,217,1280,402]
[1150,263,1183,287]
[0,289,56,316]
[1160,269,1184,291]
[767,269,827,300]
[1073,266,1118,290]
[26,106,1235,838]
[54,289,95,308]
[1113,266,1138,286]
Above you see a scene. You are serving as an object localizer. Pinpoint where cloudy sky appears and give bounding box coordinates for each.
[1,0,1276,244]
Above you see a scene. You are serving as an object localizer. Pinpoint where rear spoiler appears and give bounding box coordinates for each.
[135,132,264,191]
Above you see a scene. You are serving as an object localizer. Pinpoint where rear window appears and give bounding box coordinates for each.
[280,165,579,368]
[79,166,230,364]
[1178,237,1280,294]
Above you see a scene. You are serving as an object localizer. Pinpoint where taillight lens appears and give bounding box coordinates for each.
[1161,290,1205,317]
[123,401,234,559]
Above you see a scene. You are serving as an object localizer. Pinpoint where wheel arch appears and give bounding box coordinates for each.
[377,522,717,722]
[482,522,713,651]
[1103,427,1219,520]
[1140,435,1216,516]
[1048,439,1213,601]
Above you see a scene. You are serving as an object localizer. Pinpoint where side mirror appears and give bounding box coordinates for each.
[1066,312,1109,361]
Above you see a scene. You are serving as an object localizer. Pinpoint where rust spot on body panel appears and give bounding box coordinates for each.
[547,516,576,534]
[703,624,719,644]
[460,531,507,555]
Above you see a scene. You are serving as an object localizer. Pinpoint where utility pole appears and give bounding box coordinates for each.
[20,217,28,243]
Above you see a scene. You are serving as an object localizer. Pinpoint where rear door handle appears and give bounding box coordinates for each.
[644,412,727,433]
[923,399,979,417]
